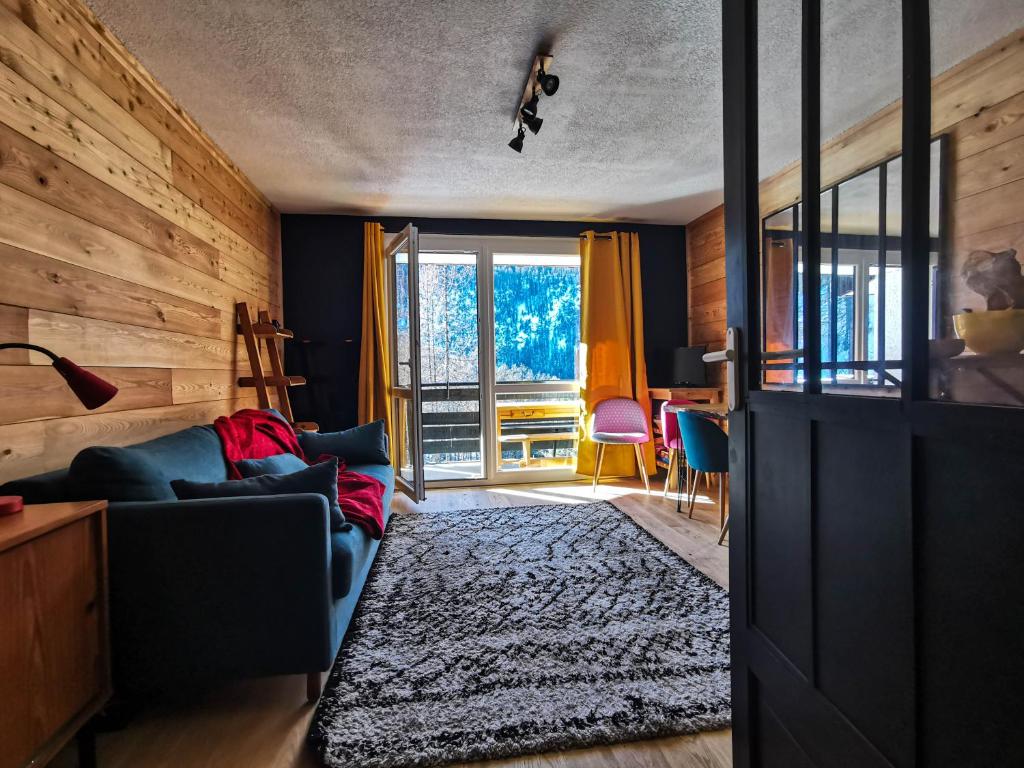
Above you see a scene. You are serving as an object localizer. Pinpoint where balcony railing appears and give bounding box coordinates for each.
[419,382,579,467]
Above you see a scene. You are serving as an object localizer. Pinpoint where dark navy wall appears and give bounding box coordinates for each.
[281,214,687,430]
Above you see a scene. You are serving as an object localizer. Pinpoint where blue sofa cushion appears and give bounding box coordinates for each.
[299,420,389,465]
[170,457,346,530]
[236,453,308,478]
[0,468,73,504]
[330,528,359,599]
[329,462,394,599]
[69,426,226,502]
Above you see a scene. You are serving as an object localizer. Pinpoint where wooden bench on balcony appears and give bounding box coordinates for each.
[496,400,580,468]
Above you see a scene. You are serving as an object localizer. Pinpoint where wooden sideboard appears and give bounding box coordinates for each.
[0,501,111,768]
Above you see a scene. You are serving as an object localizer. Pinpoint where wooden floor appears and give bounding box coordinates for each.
[57,477,731,768]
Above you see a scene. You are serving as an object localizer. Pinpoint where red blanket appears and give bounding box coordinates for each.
[214,409,304,479]
[315,454,386,540]
[213,410,385,539]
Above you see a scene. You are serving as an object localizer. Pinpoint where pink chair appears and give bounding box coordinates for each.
[591,397,651,493]
[661,399,696,498]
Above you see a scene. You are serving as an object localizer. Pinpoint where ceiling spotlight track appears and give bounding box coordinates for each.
[507,52,558,153]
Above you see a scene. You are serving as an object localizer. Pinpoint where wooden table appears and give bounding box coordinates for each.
[0,500,110,768]
[663,401,729,418]
[648,386,723,403]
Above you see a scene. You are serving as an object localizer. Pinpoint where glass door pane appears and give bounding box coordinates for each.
[418,251,484,482]
[757,0,803,390]
[387,225,425,501]
[492,252,581,475]
[762,206,803,388]
[819,0,903,395]
[928,1,1024,405]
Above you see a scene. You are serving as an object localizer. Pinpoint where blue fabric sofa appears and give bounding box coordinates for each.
[0,420,394,700]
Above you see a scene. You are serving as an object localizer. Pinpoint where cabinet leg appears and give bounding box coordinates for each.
[307,671,323,703]
[77,720,97,768]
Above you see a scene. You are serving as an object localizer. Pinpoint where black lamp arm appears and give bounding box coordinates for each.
[0,342,60,363]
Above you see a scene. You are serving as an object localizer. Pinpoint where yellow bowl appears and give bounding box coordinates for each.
[953,309,1024,355]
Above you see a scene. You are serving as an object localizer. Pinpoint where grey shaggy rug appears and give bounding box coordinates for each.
[309,501,731,768]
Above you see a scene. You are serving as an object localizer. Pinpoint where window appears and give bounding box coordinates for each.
[493,253,581,383]
[492,252,581,472]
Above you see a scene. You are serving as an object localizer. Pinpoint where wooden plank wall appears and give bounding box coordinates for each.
[0,0,281,483]
[686,28,1024,392]
[686,205,727,388]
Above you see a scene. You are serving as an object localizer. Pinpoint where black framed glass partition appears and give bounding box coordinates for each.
[726,0,1024,763]
[745,0,1024,406]
[760,140,945,394]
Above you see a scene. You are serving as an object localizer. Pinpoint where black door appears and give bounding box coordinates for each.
[723,1,1024,765]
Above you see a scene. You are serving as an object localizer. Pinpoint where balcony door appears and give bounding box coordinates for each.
[388,233,583,490]
[386,225,426,501]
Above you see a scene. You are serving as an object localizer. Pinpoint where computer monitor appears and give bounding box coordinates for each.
[669,345,707,387]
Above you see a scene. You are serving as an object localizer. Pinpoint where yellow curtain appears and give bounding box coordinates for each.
[357,222,395,463]
[577,231,655,477]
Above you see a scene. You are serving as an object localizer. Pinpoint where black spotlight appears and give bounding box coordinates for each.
[520,108,543,135]
[537,67,559,96]
[508,126,525,153]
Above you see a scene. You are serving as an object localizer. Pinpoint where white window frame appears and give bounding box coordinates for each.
[384,233,583,487]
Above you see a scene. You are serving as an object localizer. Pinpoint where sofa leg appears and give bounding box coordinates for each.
[306,671,322,703]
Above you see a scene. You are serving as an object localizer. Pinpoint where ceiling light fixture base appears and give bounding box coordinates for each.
[512,53,554,127]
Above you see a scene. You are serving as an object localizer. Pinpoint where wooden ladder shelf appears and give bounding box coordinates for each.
[235,302,318,432]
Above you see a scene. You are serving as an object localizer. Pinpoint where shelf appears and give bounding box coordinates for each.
[237,375,306,387]
[237,322,294,339]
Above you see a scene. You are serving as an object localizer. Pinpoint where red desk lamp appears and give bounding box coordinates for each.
[0,343,118,515]
[0,343,118,409]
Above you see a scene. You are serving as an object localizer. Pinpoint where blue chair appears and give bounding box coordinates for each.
[676,410,729,543]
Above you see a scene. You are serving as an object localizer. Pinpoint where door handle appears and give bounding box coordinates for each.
[702,327,740,412]
[702,348,734,364]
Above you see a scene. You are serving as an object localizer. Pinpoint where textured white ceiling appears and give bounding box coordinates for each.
[86,0,1023,224]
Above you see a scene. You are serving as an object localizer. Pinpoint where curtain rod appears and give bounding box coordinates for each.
[579,233,614,240]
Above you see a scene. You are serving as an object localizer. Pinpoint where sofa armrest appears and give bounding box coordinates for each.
[106,494,334,691]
